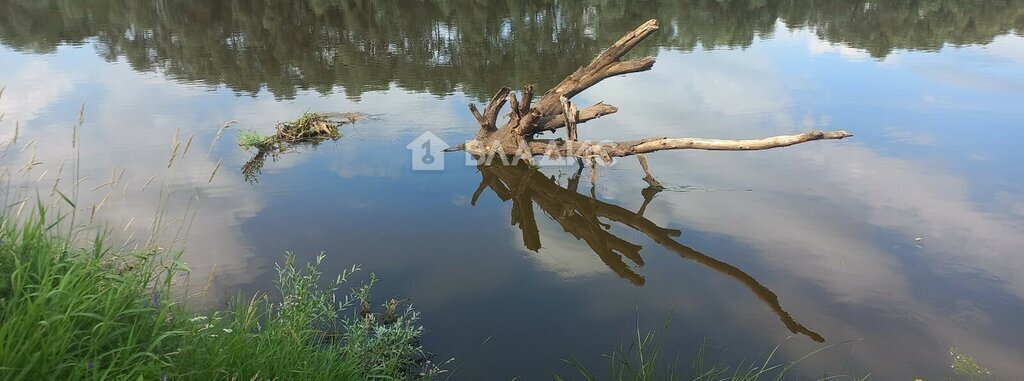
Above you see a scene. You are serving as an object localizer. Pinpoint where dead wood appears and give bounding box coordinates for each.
[459,19,852,167]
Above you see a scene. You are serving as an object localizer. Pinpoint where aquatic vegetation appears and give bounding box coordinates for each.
[237,112,365,150]
[237,129,271,148]
[273,112,347,142]
[557,318,868,381]
[949,347,992,380]
[0,205,432,380]
[238,112,366,183]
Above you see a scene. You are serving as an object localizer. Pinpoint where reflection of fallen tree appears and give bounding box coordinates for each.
[239,112,366,183]
[473,162,825,343]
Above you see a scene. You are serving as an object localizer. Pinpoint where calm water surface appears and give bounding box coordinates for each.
[2,1,1023,379]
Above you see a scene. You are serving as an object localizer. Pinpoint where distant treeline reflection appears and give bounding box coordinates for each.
[2,0,1021,98]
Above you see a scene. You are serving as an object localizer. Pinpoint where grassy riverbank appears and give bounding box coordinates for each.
[0,205,943,380]
[0,206,433,380]
[0,205,871,381]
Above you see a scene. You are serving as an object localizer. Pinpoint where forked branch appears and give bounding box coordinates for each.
[469,86,511,132]
[514,19,660,136]
[461,18,853,173]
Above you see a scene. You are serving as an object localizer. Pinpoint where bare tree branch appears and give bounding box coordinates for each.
[559,96,579,141]
[526,130,853,158]
[536,102,618,133]
[468,103,485,125]
[519,85,534,115]
[470,87,512,132]
[513,19,660,136]
[604,58,656,77]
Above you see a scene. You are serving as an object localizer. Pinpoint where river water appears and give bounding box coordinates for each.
[1,1,1023,379]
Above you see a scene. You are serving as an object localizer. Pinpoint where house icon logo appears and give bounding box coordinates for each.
[406,131,449,171]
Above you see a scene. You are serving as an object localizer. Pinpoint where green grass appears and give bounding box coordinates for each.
[949,347,993,381]
[0,204,433,380]
[557,318,870,381]
[237,129,272,149]
[238,112,360,150]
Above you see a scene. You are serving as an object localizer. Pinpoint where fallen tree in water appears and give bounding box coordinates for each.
[451,19,851,184]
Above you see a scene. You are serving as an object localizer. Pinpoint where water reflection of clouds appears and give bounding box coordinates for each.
[515,27,1024,376]
[1,47,268,297]
[807,38,871,61]
[0,50,479,299]
[0,51,75,132]
[3,20,1023,378]
[974,34,1024,64]
[515,223,619,280]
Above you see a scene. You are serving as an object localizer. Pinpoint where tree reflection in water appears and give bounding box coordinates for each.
[2,0,1021,99]
[473,162,825,343]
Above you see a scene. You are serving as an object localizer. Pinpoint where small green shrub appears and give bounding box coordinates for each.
[237,129,271,149]
[950,347,992,380]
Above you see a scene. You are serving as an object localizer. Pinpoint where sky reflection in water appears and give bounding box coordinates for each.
[1,2,1023,379]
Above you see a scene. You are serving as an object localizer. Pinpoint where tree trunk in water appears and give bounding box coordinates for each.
[460,19,851,165]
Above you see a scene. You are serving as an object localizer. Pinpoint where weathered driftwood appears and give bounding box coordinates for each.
[474,162,825,342]
[459,19,851,166]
